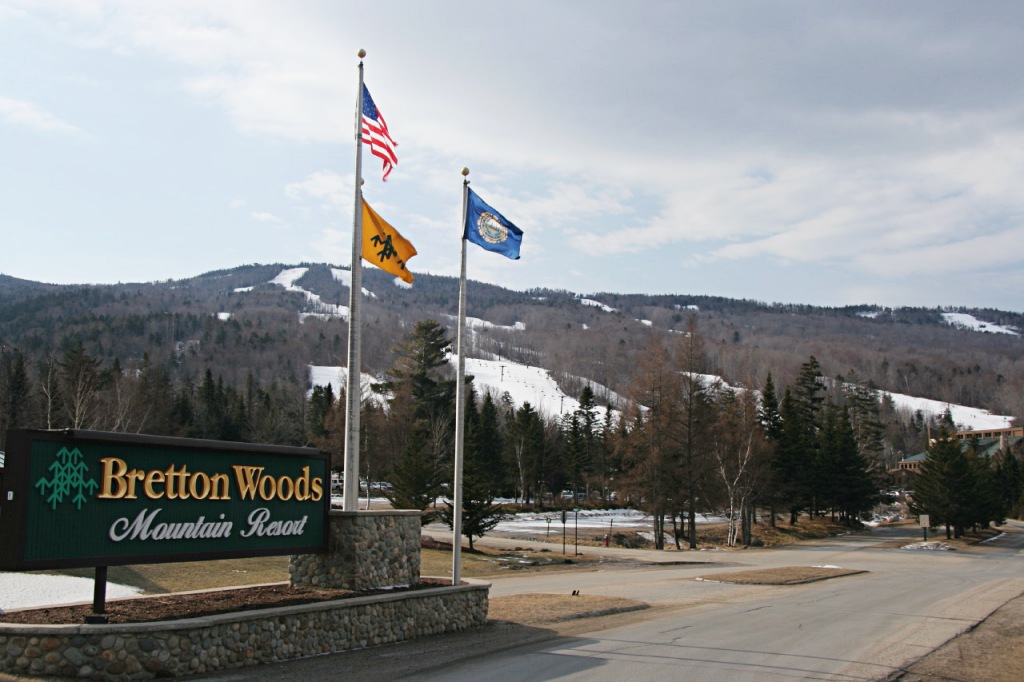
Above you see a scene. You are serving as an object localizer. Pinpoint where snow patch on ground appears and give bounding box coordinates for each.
[454,356,621,421]
[1,574,142,611]
[882,390,1013,431]
[308,365,381,401]
[578,298,616,313]
[901,541,952,551]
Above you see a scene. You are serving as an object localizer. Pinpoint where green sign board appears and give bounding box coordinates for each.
[0,430,329,570]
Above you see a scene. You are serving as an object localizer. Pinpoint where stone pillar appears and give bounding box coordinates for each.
[289,510,421,590]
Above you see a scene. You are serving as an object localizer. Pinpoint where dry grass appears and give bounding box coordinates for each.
[488,593,647,626]
[694,566,867,585]
[419,543,604,579]
[39,556,292,594]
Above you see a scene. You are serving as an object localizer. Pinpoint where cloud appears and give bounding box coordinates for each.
[313,227,347,264]
[0,97,80,134]
[6,1,1024,310]
[250,211,287,228]
[285,170,349,208]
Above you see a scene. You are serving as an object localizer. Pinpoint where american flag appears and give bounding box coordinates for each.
[361,84,397,181]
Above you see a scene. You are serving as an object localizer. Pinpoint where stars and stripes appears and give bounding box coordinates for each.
[361,84,397,181]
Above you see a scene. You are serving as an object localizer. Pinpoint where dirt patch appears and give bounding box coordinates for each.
[694,566,867,585]
[488,593,647,626]
[0,579,452,625]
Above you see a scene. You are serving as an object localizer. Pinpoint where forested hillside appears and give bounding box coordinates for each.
[2,263,1022,542]
[1,263,1021,438]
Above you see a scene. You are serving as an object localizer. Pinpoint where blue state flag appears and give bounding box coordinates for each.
[464,188,523,260]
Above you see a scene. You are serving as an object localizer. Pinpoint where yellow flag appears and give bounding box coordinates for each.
[361,199,417,283]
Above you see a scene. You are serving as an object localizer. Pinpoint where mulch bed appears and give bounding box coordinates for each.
[1,579,452,626]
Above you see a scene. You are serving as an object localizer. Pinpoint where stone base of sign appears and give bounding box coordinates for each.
[0,510,490,680]
[289,509,421,590]
[0,583,488,680]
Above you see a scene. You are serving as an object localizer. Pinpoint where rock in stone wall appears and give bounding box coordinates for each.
[289,510,422,590]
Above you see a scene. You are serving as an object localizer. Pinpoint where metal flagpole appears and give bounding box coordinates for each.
[452,168,470,584]
[343,50,367,512]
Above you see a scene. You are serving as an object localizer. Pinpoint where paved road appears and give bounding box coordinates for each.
[194,521,1024,681]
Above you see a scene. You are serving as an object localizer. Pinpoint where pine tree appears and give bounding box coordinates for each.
[386,430,446,522]
[994,449,1023,519]
[912,432,975,538]
[377,320,456,520]
[0,346,34,449]
[781,356,827,520]
[306,384,335,440]
[775,387,811,523]
[58,342,103,429]
[819,403,876,525]
[442,391,506,550]
[758,372,784,526]
[505,401,546,503]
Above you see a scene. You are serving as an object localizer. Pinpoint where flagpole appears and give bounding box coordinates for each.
[452,168,470,585]
[343,50,367,512]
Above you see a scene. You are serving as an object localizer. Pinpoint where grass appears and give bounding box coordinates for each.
[40,556,292,594]
[420,544,602,579]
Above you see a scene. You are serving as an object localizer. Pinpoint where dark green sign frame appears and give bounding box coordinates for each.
[0,430,329,570]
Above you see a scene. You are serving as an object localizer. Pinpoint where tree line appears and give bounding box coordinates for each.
[3,314,1022,550]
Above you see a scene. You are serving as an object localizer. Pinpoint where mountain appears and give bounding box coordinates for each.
[1,263,1021,429]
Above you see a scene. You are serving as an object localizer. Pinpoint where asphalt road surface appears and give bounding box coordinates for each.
[192,521,1024,682]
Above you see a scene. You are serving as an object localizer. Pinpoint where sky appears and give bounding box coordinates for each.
[3,1,1024,311]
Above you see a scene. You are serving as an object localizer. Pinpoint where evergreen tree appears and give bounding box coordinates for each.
[818,403,876,525]
[843,374,886,470]
[0,346,34,448]
[136,353,179,436]
[994,449,1023,519]
[386,430,446,522]
[758,373,783,440]
[306,384,335,440]
[560,410,586,497]
[775,387,811,523]
[758,372,784,526]
[58,342,103,429]
[780,356,827,520]
[442,391,506,550]
[575,385,607,497]
[966,444,1002,529]
[377,320,456,520]
[912,432,975,538]
[505,401,546,503]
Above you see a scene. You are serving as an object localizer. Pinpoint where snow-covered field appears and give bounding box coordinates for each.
[942,312,1019,336]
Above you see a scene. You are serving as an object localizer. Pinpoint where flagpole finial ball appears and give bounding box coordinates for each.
[357,49,366,59]
[461,167,470,177]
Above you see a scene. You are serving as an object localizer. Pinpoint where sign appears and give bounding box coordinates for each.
[0,430,329,570]
[919,514,930,528]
